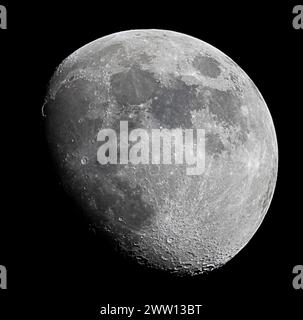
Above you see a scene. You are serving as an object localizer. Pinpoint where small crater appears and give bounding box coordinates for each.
[166,237,173,244]
[81,156,89,165]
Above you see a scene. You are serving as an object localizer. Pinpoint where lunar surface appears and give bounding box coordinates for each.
[44,29,278,275]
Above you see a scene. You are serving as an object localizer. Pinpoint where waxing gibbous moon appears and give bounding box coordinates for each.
[43,29,278,275]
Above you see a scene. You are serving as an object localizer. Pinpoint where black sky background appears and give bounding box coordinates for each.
[0,1,302,318]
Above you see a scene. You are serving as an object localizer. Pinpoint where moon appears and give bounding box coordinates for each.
[43,29,278,275]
